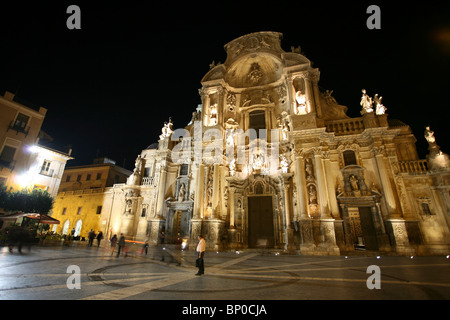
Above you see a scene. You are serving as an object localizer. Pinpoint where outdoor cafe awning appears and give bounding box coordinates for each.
[0,212,60,224]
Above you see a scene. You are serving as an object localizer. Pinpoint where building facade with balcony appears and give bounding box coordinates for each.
[0,91,73,200]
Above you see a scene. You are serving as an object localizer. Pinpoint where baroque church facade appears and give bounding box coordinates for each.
[100,32,450,255]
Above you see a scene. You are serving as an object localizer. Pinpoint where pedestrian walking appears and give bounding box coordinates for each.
[110,234,117,255]
[117,233,126,257]
[174,233,182,266]
[88,230,96,247]
[195,235,206,276]
[96,231,103,247]
[141,239,149,255]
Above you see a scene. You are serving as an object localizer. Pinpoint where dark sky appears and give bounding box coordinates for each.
[1,1,449,170]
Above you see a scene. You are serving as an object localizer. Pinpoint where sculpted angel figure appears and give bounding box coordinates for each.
[374,94,387,115]
[360,89,373,113]
[424,126,436,144]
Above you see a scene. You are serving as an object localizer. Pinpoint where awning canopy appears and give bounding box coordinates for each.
[0,212,60,224]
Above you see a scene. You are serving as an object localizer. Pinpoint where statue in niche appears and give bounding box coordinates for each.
[252,153,265,171]
[349,175,359,191]
[374,94,387,115]
[424,126,436,144]
[295,91,307,115]
[124,199,132,215]
[308,185,317,205]
[208,104,218,126]
[178,183,186,202]
[278,112,291,141]
[360,89,373,114]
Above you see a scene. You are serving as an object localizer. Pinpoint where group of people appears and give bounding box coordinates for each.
[87,230,103,247]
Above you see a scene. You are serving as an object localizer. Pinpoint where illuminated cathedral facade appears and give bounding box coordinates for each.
[101,32,450,255]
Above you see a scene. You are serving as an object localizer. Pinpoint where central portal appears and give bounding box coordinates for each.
[248,196,274,248]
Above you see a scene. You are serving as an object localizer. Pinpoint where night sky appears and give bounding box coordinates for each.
[1,1,449,170]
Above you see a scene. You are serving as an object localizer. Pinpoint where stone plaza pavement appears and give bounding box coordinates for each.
[0,243,449,302]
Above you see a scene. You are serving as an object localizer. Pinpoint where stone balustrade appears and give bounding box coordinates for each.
[398,159,428,174]
[325,118,365,135]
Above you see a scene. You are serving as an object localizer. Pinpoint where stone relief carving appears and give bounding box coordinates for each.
[247,63,264,84]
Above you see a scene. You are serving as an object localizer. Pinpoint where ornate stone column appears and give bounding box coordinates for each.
[211,163,220,219]
[373,147,399,218]
[191,163,204,243]
[323,151,340,218]
[228,186,236,228]
[294,156,307,218]
[313,148,331,218]
[156,165,167,218]
[281,173,294,251]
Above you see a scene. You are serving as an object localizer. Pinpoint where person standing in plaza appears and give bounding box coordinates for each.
[96,231,103,247]
[117,233,126,257]
[110,234,117,255]
[195,235,206,276]
[88,230,96,247]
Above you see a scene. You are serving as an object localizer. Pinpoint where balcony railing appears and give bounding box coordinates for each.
[325,118,365,135]
[398,160,428,174]
[142,176,156,186]
[7,121,30,137]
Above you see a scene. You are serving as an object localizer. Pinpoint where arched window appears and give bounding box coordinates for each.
[62,220,70,235]
[74,219,82,237]
[343,150,357,166]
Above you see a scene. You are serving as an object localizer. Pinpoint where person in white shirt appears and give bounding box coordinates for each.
[195,235,206,275]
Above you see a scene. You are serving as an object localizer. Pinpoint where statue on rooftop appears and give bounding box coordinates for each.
[360,89,373,114]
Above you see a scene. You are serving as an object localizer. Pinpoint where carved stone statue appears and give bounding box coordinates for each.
[280,155,289,173]
[360,89,373,113]
[308,185,317,205]
[208,104,218,126]
[424,126,436,144]
[127,155,143,185]
[229,158,236,176]
[374,94,387,115]
[350,175,359,191]
[305,158,314,180]
[178,183,185,202]
[159,118,173,140]
[295,91,307,115]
